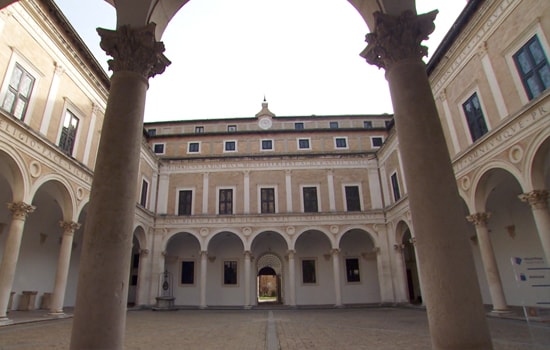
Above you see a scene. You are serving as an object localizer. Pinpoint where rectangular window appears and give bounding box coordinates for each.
[303,187,318,213]
[294,122,304,130]
[228,125,237,132]
[345,258,360,283]
[148,128,156,136]
[59,110,79,155]
[140,179,148,207]
[371,137,383,148]
[224,140,236,152]
[188,142,200,153]
[178,190,192,215]
[345,186,361,212]
[513,35,550,100]
[391,172,401,201]
[261,188,275,213]
[335,137,347,149]
[329,121,339,128]
[364,121,373,129]
[298,138,310,150]
[153,143,165,154]
[302,259,316,284]
[223,260,238,285]
[181,260,195,285]
[261,139,273,150]
[195,126,204,133]
[462,93,488,142]
[2,63,35,120]
[219,189,233,214]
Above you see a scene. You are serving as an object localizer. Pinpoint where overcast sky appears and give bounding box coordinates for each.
[53,0,467,122]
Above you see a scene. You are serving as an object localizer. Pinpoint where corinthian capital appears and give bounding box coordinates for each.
[7,202,35,220]
[519,190,549,209]
[360,10,438,70]
[466,212,491,226]
[97,23,171,79]
[59,221,81,234]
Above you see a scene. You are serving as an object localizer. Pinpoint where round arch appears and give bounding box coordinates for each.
[30,176,76,221]
[0,147,29,202]
[204,228,245,250]
[471,163,526,212]
[248,228,290,252]
[525,133,550,190]
[336,225,378,248]
[294,226,335,248]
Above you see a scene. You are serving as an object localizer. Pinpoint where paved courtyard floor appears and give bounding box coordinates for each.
[0,307,549,349]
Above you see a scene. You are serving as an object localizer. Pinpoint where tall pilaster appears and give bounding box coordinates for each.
[287,250,296,307]
[519,190,550,263]
[331,249,342,307]
[0,202,35,321]
[199,250,208,308]
[466,213,509,312]
[70,23,170,350]
[361,10,492,349]
[50,221,81,315]
[243,250,251,308]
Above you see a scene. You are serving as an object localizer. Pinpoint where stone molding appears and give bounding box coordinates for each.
[7,201,35,220]
[97,23,170,79]
[361,10,438,70]
[519,190,549,209]
[466,212,491,226]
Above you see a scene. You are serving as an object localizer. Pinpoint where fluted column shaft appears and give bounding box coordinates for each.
[50,221,80,314]
[362,10,492,349]
[331,249,342,307]
[70,23,169,350]
[0,202,35,320]
[467,213,508,312]
[287,250,296,307]
[520,190,550,263]
[200,251,208,308]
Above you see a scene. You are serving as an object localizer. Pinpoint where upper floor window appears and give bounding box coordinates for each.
[371,137,383,148]
[513,35,550,100]
[195,126,204,133]
[148,128,156,136]
[219,188,233,214]
[335,137,348,149]
[329,121,339,128]
[462,92,488,142]
[261,139,273,151]
[295,122,304,130]
[59,110,79,155]
[298,138,311,150]
[153,143,165,154]
[302,186,318,213]
[260,188,276,214]
[345,186,361,212]
[188,142,200,153]
[224,140,237,152]
[178,190,193,215]
[2,63,35,120]
[363,121,373,129]
[390,172,401,202]
[228,125,237,132]
[140,179,148,207]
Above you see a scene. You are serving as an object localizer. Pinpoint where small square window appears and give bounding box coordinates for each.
[335,137,347,149]
[298,138,310,150]
[188,142,200,153]
[148,128,156,136]
[195,126,204,133]
[302,259,316,284]
[223,260,238,285]
[329,121,339,128]
[371,137,383,148]
[295,122,304,130]
[224,141,237,152]
[181,260,195,285]
[261,139,273,150]
[364,121,373,129]
[345,258,360,283]
[153,143,165,154]
[228,125,237,132]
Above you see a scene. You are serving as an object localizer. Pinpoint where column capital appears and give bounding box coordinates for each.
[200,250,208,258]
[360,10,438,70]
[97,23,171,79]
[7,202,35,220]
[59,221,81,235]
[243,250,251,258]
[519,190,549,209]
[286,249,296,258]
[139,249,149,256]
[466,212,491,226]
[331,248,340,256]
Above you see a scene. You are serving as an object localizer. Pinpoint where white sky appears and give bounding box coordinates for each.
[53,0,467,122]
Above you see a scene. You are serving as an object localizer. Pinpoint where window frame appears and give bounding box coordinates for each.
[57,108,80,156]
[180,259,196,286]
[217,187,235,215]
[301,258,317,285]
[224,140,237,152]
[227,124,237,132]
[334,136,348,150]
[345,257,361,283]
[461,91,489,143]
[371,136,384,148]
[195,126,204,133]
[294,122,304,130]
[176,188,194,215]
[222,259,239,286]
[260,139,274,151]
[147,128,157,136]
[343,184,362,212]
[329,121,339,129]
[301,185,321,213]
[390,171,401,202]
[363,121,373,129]
[258,186,277,214]
[187,141,201,154]
[297,138,311,150]
[140,177,149,208]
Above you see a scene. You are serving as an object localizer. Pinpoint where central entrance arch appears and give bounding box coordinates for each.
[256,253,283,304]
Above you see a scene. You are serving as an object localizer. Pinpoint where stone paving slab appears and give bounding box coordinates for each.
[0,308,549,349]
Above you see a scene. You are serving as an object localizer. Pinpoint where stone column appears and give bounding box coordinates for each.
[49,221,81,315]
[519,190,550,263]
[70,23,170,350]
[244,250,251,308]
[331,249,342,307]
[199,250,208,308]
[466,213,509,312]
[136,248,151,306]
[287,250,296,307]
[361,11,492,349]
[0,202,35,321]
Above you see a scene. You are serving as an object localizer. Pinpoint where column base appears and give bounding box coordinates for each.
[489,309,513,315]
[0,316,13,326]
[47,311,68,318]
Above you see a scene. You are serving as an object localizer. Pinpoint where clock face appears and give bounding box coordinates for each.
[259,117,272,130]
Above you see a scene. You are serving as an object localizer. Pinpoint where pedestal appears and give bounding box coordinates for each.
[18,291,37,311]
[153,296,175,311]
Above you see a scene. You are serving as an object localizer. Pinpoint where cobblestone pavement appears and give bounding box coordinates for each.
[0,307,549,349]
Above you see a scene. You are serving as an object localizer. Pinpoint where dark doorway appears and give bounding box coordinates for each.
[257,266,279,304]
